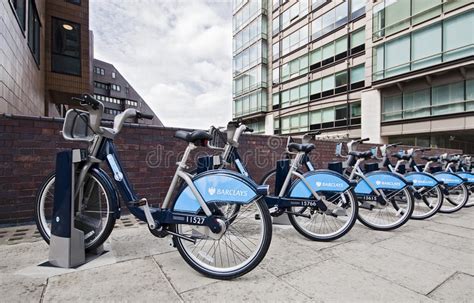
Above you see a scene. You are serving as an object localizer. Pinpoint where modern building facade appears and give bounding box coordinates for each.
[92,59,162,126]
[1,0,92,117]
[232,0,474,152]
[1,0,162,126]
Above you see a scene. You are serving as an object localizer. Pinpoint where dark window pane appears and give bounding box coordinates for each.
[52,17,81,75]
[10,0,26,30]
[65,0,81,5]
[27,0,40,65]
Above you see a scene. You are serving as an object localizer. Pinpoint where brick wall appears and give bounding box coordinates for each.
[0,114,462,225]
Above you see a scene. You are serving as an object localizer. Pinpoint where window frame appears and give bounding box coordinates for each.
[51,17,82,76]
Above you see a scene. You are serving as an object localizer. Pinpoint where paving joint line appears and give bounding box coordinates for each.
[336,256,431,297]
[263,268,313,300]
[38,277,49,303]
[425,271,459,297]
[150,255,185,302]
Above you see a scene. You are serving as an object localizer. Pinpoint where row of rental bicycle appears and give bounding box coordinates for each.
[34,95,473,279]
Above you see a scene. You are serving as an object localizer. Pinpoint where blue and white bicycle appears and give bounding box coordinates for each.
[34,94,272,279]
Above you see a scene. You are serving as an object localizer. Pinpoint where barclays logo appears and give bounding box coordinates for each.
[207,187,248,197]
[375,180,401,187]
[413,179,434,185]
[316,181,344,188]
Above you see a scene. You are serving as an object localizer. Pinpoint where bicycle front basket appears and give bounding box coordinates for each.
[208,126,228,149]
[62,109,95,142]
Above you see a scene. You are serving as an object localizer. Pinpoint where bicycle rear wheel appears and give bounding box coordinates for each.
[439,183,469,213]
[357,188,414,231]
[34,171,116,252]
[172,198,272,279]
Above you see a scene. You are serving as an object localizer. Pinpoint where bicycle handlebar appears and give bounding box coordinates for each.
[136,112,154,120]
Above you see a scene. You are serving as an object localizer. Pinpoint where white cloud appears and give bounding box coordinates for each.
[90,0,233,129]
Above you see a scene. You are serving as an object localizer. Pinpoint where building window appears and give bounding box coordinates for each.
[403,88,431,119]
[111,84,121,92]
[382,94,403,121]
[372,0,470,40]
[65,0,81,5]
[350,102,361,125]
[311,2,349,40]
[9,0,26,31]
[94,66,105,75]
[281,25,308,56]
[280,54,308,82]
[372,10,474,81]
[52,17,81,76]
[350,27,365,54]
[381,80,474,122]
[350,64,365,90]
[27,0,40,65]
[350,0,365,20]
[112,72,116,79]
[233,89,267,118]
[281,112,308,134]
[94,81,108,90]
[432,81,464,115]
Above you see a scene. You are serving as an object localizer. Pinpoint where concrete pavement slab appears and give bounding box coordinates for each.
[431,213,474,229]
[109,225,175,262]
[376,234,474,275]
[327,240,456,294]
[259,233,334,277]
[428,272,474,302]
[0,241,48,274]
[0,274,45,303]
[42,257,181,302]
[152,252,218,294]
[402,228,474,254]
[280,258,436,302]
[425,222,474,239]
[180,268,311,302]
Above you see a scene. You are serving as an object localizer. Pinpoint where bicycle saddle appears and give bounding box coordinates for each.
[288,143,315,153]
[174,130,212,143]
[349,150,373,159]
[391,153,412,161]
[421,155,440,162]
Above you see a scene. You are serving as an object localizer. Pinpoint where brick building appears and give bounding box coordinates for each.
[0,0,162,125]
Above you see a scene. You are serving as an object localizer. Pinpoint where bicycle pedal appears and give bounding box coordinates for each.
[269,206,279,214]
[138,198,156,230]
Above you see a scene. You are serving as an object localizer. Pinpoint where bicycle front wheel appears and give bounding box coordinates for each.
[357,188,414,231]
[172,198,272,279]
[411,185,443,220]
[34,171,116,252]
[439,183,469,213]
[464,184,474,207]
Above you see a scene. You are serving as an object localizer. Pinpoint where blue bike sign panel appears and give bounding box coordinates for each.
[355,172,408,195]
[404,172,439,187]
[433,172,465,186]
[290,171,351,198]
[174,171,259,213]
[456,172,474,184]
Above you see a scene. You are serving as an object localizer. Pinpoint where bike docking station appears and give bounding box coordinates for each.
[45,149,104,269]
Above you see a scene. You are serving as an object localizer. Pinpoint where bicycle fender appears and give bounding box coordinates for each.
[355,171,409,195]
[173,169,263,214]
[404,172,439,187]
[90,167,121,219]
[433,172,465,186]
[289,170,352,198]
[456,172,474,184]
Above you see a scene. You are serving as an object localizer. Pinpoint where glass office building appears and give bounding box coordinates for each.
[232,0,474,151]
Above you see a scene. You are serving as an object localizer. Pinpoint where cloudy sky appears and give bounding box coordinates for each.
[90,0,233,129]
